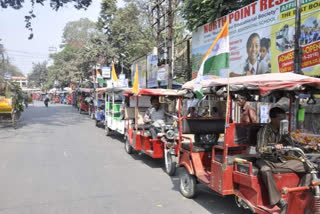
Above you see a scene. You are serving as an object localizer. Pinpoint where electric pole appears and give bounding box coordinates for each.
[167,0,174,89]
[294,0,302,74]
[152,0,176,89]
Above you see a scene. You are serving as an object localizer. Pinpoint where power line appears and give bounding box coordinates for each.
[6,49,49,56]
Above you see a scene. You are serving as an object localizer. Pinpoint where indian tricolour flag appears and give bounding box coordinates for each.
[194,20,229,98]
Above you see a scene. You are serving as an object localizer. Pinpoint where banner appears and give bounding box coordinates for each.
[101,66,111,78]
[147,53,158,88]
[131,57,147,89]
[192,0,320,78]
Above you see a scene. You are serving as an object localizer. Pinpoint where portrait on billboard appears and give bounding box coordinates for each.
[242,33,271,75]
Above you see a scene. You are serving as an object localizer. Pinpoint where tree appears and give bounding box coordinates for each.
[1,0,93,39]
[62,18,96,46]
[27,61,48,88]
[0,43,24,78]
[97,0,156,77]
[45,18,108,89]
[181,0,252,31]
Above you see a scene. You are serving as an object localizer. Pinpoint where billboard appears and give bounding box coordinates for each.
[192,0,320,78]
[131,57,147,89]
[146,53,158,88]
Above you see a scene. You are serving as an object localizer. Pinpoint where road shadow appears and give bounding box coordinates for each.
[167,167,252,214]
[127,151,165,169]
[125,150,252,213]
[108,133,125,143]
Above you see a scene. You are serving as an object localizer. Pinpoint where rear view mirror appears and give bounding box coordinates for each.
[307,95,316,105]
[280,120,289,136]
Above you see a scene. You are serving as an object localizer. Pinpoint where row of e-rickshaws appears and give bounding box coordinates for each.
[85,73,320,214]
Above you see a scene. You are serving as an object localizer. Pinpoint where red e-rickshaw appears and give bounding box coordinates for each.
[77,88,94,114]
[123,88,185,175]
[177,73,320,214]
[67,94,73,105]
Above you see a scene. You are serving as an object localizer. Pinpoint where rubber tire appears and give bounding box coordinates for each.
[179,167,197,198]
[125,138,133,154]
[95,120,99,127]
[105,126,111,136]
[165,152,177,176]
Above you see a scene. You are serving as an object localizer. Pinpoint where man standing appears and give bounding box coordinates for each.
[236,95,257,123]
[256,107,311,214]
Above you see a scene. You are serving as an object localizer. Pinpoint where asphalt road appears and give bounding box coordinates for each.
[0,101,251,214]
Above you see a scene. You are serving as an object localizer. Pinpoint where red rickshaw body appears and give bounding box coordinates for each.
[124,89,183,160]
[54,96,60,103]
[67,95,72,105]
[178,73,320,214]
[78,88,93,112]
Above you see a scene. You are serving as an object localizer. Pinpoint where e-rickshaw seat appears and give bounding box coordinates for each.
[181,143,213,152]
[181,118,225,152]
[214,154,259,175]
[182,118,225,134]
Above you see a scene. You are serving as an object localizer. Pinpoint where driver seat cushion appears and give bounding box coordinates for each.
[214,154,259,176]
[181,143,213,152]
[236,163,259,176]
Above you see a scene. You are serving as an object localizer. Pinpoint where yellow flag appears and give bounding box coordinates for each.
[112,63,118,82]
[132,64,139,94]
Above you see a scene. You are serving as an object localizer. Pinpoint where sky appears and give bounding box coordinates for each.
[0,0,123,76]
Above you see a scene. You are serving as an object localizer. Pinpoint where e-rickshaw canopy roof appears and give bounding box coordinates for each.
[95,87,132,94]
[124,88,184,97]
[78,88,94,93]
[182,73,320,96]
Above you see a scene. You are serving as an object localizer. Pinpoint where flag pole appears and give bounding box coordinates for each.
[224,18,230,134]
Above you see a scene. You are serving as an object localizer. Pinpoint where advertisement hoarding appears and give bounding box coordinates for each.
[192,0,320,78]
[131,57,147,89]
[146,53,158,88]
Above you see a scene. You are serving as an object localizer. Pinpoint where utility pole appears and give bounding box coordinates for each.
[291,0,302,131]
[167,0,174,89]
[152,0,175,89]
[186,39,191,81]
[294,0,302,74]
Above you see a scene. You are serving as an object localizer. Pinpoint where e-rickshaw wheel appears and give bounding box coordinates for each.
[165,151,176,176]
[125,138,133,154]
[179,167,197,198]
[105,126,111,136]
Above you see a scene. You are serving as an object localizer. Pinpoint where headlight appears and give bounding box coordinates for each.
[166,129,175,140]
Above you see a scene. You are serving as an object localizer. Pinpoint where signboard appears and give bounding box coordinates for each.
[260,105,269,123]
[192,0,320,78]
[102,66,111,79]
[147,53,158,88]
[131,57,147,89]
[4,72,11,80]
[157,64,168,81]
